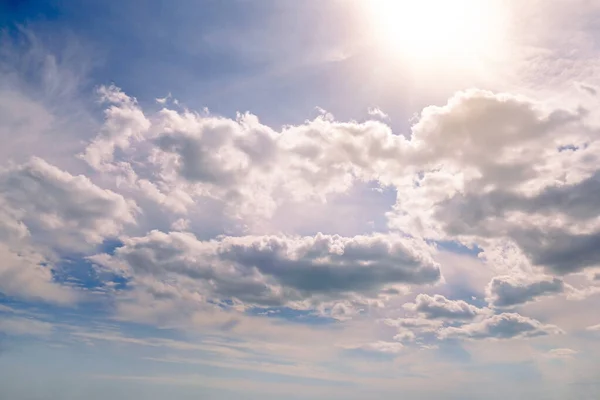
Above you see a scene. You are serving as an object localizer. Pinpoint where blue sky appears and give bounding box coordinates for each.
[2,0,600,399]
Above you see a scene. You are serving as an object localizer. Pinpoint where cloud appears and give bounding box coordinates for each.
[387,89,600,277]
[546,348,578,359]
[0,27,98,164]
[0,157,137,251]
[382,317,442,330]
[439,313,563,340]
[586,324,600,331]
[81,85,151,171]
[0,243,76,304]
[433,173,600,274]
[367,107,389,120]
[486,275,564,307]
[577,82,597,96]
[358,341,404,354]
[80,87,409,220]
[91,231,440,310]
[0,316,54,336]
[403,294,486,320]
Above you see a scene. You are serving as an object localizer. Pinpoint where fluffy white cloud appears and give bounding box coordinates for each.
[81,87,600,286]
[387,89,600,279]
[80,86,411,220]
[91,231,440,310]
[486,275,564,307]
[3,82,597,357]
[403,294,486,320]
[81,85,151,171]
[367,107,389,120]
[439,313,563,340]
[0,157,137,251]
[0,243,76,305]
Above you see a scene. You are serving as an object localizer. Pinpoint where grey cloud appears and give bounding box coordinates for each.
[577,82,598,96]
[439,171,600,231]
[516,229,600,275]
[403,294,485,320]
[388,89,600,275]
[486,276,564,307]
[435,171,600,274]
[95,231,440,308]
[439,313,563,340]
[220,234,441,293]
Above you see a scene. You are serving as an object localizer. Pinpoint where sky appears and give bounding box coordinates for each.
[1,0,600,399]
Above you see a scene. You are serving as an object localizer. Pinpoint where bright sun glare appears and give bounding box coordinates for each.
[367,0,506,68]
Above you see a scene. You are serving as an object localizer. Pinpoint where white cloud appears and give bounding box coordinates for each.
[80,88,409,220]
[387,88,600,279]
[0,157,138,251]
[586,324,600,331]
[81,85,151,171]
[367,107,389,120]
[3,2,600,396]
[361,341,404,354]
[403,294,487,320]
[0,243,76,305]
[439,313,563,340]
[546,348,578,359]
[0,316,54,336]
[0,27,97,165]
[92,231,440,312]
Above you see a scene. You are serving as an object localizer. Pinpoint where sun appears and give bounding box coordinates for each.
[366,0,506,68]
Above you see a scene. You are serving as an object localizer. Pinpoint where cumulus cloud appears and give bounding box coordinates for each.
[439,313,563,340]
[4,82,598,346]
[386,88,600,278]
[82,86,600,281]
[403,294,486,320]
[0,243,76,305]
[91,231,440,310]
[0,157,137,250]
[81,85,151,171]
[80,86,410,220]
[486,275,564,307]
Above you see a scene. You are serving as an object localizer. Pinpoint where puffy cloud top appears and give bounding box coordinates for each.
[0,157,137,250]
[93,231,440,308]
[403,294,486,320]
[439,313,563,340]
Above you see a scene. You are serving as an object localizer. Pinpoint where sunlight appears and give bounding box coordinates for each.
[367,0,506,68]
